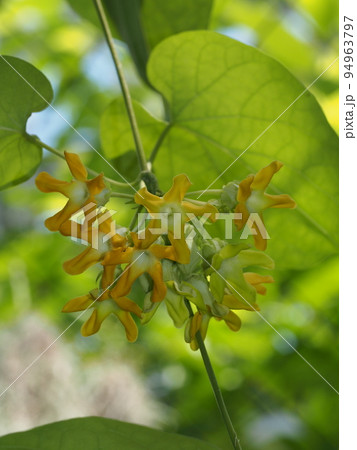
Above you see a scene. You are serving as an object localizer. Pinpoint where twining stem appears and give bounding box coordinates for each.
[93,0,148,173]
[27,135,131,189]
[184,300,241,450]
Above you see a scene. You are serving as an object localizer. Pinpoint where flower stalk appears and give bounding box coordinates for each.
[184,299,241,450]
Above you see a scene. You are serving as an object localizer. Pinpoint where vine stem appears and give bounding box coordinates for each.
[93,0,148,173]
[185,300,241,450]
[27,135,132,189]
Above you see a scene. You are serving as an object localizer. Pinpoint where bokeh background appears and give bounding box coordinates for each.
[0,1,338,449]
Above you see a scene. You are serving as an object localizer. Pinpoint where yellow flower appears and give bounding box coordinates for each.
[35,152,110,232]
[60,212,126,275]
[234,161,296,250]
[134,174,218,264]
[62,265,142,341]
[103,232,178,303]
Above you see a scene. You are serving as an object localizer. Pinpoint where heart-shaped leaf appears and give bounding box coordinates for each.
[0,55,53,190]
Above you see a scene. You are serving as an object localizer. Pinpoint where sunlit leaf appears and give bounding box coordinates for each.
[0,417,219,449]
[0,55,53,190]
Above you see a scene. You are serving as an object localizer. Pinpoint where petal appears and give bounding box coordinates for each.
[238,249,275,270]
[64,151,88,181]
[223,294,260,311]
[147,260,167,303]
[45,200,82,232]
[234,203,249,230]
[116,310,139,342]
[103,247,133,265]
[263,193,296,209]
[251,161,283,191]
[163,174,192,203]
[63,246,102,275]
[243,272,274,296]
[149,244,177,262]
[190,312,203,340]
[252,223,267,251]
[164,289,190,328]
[134,223,160,248]
[101,265,116,290]
[114,296,142,318]
[111,262,143,298]
[35,172,71,196]
[62,294,93,312]
[134,187,162,213]
[223,311,242,331]
[182,200,218,222]
[199,314,211,342]
[87,173,106,197]
[237,175,254,202]
[168,230,191,264]
[81,309,107,336]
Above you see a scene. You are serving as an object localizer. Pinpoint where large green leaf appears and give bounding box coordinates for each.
[0,55,53,190]
[101,31,338,268]
[0,417,219,449]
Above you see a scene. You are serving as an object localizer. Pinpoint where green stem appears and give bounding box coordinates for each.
[28,135,131,188]
[93,0,148,173]
[110,192,134,199]
[185,300,241,450]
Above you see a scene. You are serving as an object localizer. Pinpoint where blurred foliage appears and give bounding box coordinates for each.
[0,0,338,449]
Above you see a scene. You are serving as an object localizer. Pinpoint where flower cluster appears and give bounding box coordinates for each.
[36,155,296,348]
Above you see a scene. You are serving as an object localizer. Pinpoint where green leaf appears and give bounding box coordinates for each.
[0,55,53,190]
[0,417,219,449]
[100,97,167,161]
[102,31,338,268]
[141,0,213,50]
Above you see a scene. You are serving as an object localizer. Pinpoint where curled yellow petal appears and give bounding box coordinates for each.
[62,294,93,313]
[264,193,296,209]
[251,161,283,191]
[35,172,71,196]
[134,187,163,213]
[237,175,254,203]
[163,174,192,203]
[114,296,142,318]
[63,246,102,275]
[116,310,139,342]
[64,151,88,181]
[45,200,82,232]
